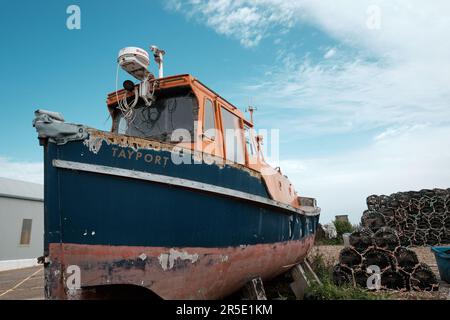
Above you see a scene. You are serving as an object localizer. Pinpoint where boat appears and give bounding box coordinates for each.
[32,46,320,299]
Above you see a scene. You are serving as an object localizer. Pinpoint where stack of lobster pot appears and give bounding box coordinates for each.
[333,227,439,291]
[364,188,450,246]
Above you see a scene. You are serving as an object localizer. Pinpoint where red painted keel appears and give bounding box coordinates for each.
[47,235,315,299]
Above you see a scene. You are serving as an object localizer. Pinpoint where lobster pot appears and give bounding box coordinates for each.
[363,189,450,246]
[333,228,439,291]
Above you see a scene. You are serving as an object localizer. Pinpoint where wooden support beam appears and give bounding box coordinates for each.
[304,259,322,286]
[241,277,267,300]
[290,264,309,299]
[290,260,322,299]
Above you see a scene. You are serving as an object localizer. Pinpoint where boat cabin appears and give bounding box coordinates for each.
[106,74,263,171]
[106,74,301,208]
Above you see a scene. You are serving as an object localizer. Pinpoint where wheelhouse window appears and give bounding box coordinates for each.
[203,98,216,140]
[221,107,245,164]
[244,125,255,157]
[115,88,199,143]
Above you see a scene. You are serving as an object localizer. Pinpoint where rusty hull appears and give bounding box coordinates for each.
[46,236,315,299]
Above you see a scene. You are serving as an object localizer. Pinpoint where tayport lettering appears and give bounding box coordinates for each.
[111,147,170,167]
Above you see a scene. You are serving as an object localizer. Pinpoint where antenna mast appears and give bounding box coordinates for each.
[150,45,166,78]
[246,105,257,123]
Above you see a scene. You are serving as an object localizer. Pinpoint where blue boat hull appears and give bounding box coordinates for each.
[41,131,319,299]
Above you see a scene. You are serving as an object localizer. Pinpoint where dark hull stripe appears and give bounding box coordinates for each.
[43,140,320,248]
[55,138,270,198]
[53,159,318,216]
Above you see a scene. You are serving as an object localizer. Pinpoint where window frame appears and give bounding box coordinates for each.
[244,125,256,158]
[112,88,199,142]
[19,218,32,246]
[220,106,246,165]
[202,97,216,140]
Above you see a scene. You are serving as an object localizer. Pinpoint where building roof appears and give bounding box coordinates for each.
[0,177,43,201]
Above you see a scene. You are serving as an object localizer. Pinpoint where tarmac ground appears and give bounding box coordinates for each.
[0,266,44,300]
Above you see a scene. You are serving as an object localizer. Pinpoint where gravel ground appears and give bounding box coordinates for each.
[309,245,450,300]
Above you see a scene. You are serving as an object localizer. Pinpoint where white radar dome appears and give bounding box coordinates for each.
[117,47,151,81]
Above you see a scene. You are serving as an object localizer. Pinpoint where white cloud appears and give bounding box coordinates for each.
[323,47,336,59]
[166,0,297,47]
[167,1,450,57]
[168,0,450,134]
[279,125,450,224]
[168,1,450,224]
[0,157,43,184]
[242,54,450,136]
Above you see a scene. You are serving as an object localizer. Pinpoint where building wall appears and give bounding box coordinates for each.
[335,215,349,223]
[0,196,43,261]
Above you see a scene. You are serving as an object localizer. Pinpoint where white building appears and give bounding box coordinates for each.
[0,177,43,271]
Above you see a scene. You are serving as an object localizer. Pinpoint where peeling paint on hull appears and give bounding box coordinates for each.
[84,130,261,176]
[47,236,315,300]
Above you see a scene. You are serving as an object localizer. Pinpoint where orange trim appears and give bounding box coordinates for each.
[107,74,247,121]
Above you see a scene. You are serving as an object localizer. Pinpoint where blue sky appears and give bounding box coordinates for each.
[1,1,449,224]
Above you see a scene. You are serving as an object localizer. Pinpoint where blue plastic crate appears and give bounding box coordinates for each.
[431,246,450,283]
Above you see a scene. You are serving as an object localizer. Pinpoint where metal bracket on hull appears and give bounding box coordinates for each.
[33,109,89,145]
